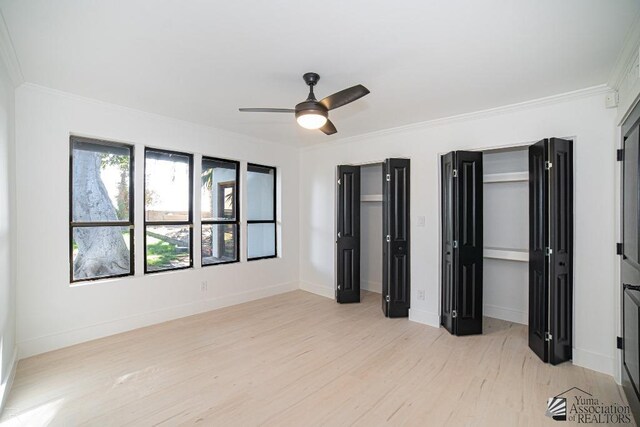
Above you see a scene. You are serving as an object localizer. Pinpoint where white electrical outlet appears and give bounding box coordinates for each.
[417,216,426,227]
[201,281,208,292]
[418,290,425,300]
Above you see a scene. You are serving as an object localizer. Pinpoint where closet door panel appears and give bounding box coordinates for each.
[622,120,640,421]
[549,138,573,364]
[454,151,483,335]
[624,125,640,264]
[441,152,456,333]
[529,139,549,362]
[336,165,361,303]
[383,158,410,317]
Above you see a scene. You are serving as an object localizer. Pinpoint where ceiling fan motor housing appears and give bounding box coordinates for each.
[295,100,328,121]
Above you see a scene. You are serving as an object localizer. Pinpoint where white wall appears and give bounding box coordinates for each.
[299,87,619,376]
[0,56,16,409]
[14,84,300,358]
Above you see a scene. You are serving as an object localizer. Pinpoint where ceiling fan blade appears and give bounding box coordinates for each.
[239,108,295,113]
[319,84,370,110]
[320,119,337,135]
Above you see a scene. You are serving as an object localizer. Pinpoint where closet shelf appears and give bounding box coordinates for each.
[483,247,528,262]
[483,172,528,184]
[361,194,383,202]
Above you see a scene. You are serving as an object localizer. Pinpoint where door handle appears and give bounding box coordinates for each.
[337,232,341,238]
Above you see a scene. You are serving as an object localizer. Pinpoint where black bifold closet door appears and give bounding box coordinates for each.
[440,151,483,335]
[336,159,411,318]
[336,165,361,303]
[528,138,573,365]
[382,158,411,318]
[440,142,573,362]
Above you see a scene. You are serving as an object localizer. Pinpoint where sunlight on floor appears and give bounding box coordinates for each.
[0,398,64,426]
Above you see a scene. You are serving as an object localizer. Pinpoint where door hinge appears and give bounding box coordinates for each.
[453,240,458,249]
[617,336,624,350]
[545,332,552,341]
[617,243,623,255]
[617,149,624,161]
[452,310,457,318]
[386,174,390,182]
[386,235,391,243]
[545,161,552,170]
[337,178,341,185]
[452,169,458,178]
[545,247,553,256]
[385,295,390,303]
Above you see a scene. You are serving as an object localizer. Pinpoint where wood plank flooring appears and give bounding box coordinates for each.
[0,290,632,426]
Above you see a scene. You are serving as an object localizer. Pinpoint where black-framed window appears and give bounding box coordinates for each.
[69,136,134,282]
[247,163,277,260]
[201,157,240,266]
[144,148,193,273]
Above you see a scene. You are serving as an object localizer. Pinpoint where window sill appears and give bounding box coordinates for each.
[247,255,278,262]
[202,259,240,267]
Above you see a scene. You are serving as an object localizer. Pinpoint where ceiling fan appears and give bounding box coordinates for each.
[239,72,370,135]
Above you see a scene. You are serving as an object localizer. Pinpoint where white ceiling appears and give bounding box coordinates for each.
[1,0,638,146]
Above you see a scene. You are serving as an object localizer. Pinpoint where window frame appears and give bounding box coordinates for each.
[143,147,194,274]
[201,156,241,267]
[69,135,135,283]
[247,163,277,261]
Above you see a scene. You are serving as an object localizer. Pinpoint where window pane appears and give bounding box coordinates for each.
[72,226,131,280]
[201,159,237,221]
[146,225,191,272]
[145,150,191,221]
[248,223,276,259]
[247,165,275,221]
[72,140,131,222]
[202,223,237,265]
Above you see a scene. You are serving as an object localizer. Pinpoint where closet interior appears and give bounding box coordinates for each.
[360,163,383,294]
[482,146,529,325]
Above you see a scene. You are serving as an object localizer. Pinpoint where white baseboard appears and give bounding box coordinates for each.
[0,347,18,415]
[484,304,527,325]
[18,281,298,359]
[299,282,334,299]
[409,307,440,328]
[573,348,615,377]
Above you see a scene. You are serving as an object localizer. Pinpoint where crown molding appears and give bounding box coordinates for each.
[608,11,640,90]
[302,84,611,152]
[0,10,23,87]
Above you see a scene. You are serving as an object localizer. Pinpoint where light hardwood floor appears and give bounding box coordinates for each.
[0,290,632,426]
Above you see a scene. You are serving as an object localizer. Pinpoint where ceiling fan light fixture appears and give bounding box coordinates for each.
[296,112,327,130]
[239,72,370,135]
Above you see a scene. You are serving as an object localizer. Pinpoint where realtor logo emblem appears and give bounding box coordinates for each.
[546,396,567,421]
[545,387,632,423]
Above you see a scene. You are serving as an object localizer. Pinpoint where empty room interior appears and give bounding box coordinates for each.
[2,1,640,425]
